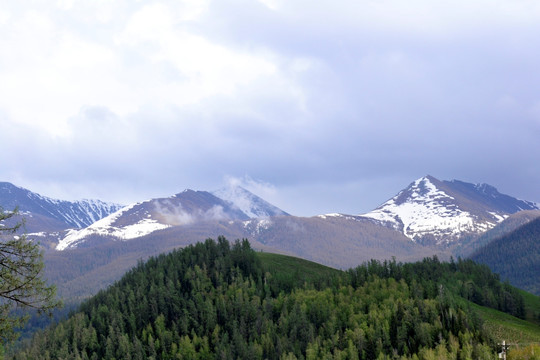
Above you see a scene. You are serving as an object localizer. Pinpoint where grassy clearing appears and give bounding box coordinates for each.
[519,288,540,325]
[475,288,540,344]
[471,302,540,345]
[258,251,342,287]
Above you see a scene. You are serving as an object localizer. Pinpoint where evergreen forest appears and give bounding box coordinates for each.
[9,237,535,359]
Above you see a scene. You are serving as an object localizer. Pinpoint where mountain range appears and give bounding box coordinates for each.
[1,175,539,299]
[42,175,538,252]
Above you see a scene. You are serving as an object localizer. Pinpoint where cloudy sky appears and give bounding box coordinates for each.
[1,0,540,216]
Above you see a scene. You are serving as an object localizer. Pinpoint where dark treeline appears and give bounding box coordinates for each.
[12,236,522,359]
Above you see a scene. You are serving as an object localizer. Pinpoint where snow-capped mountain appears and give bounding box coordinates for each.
[0,182,124,231]
[362,175,539,245]
[212,185,289,218]
[57,187,288,250]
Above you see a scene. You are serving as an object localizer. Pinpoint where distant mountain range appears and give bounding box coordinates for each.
[2,176,538,253]
[0,182,123,232]
[2,176,539,298]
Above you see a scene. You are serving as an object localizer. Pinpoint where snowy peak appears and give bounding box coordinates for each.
[362,175,538,245]
[392,175,450,206]
[212,186,289,218]
[363,176,474,243]
[0,182,124,231]
[56,189,256,250]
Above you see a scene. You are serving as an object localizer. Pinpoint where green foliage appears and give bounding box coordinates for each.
[508,344,540,360]
[0,208,61,344]
[347,256,526,319]
[13,237,532,359]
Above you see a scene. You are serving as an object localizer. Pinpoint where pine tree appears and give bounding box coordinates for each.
[0,207,61,343]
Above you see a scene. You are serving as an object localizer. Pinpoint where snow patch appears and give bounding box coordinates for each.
[28,232,47,237]
[488,212,507,223]
[243,218,272,234]
[55,202,170,250]
[317,213,342,219]
[56,218,170,250]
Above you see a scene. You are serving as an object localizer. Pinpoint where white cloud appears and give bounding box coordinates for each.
[223,175,277,199]
[114,2,281,108]
[153,200,228,226]
[0,1,303,140]
[257,0,282,11]
[0,7,10,24]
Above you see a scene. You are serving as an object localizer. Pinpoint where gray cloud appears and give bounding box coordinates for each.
[1,1,539,216]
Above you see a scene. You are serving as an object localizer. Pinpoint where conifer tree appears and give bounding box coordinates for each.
[0,208,61,343]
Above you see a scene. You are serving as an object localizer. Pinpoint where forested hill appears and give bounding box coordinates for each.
[470,216,540,295]
[12,237,531,359]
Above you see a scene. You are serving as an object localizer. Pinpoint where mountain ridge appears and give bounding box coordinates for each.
[470,216,540,295]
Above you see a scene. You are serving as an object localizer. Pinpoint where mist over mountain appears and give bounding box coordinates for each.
[212,185,289,218]
[56,187,289,251]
